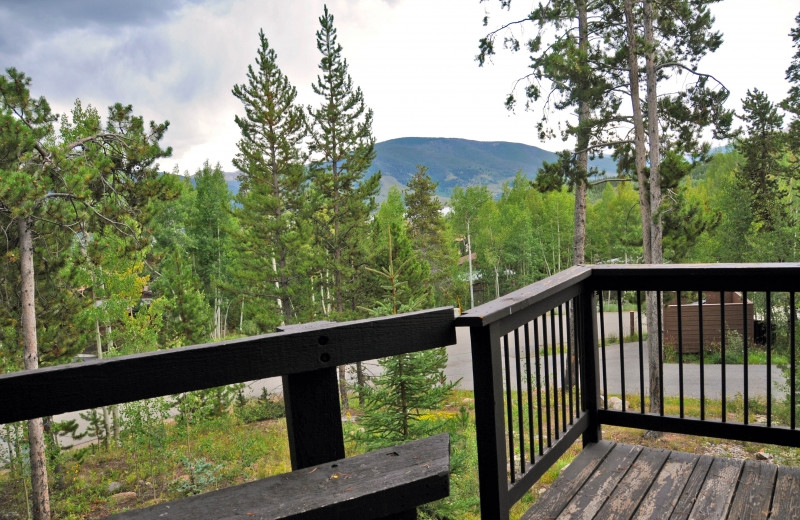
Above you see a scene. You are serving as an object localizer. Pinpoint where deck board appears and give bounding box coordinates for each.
[727,460,778,519]
[595,447,670,520]
[525,442,797,520]
[687,457,743,519]
[770,465,800,519]
[631,451,698,520]
[668,455,714,520]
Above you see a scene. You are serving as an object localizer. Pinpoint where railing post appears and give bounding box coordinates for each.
[579,289,602,446]
[283,367,345,469]
[469,323,510,520]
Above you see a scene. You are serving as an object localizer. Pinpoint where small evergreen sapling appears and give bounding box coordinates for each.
[356,227,455,450]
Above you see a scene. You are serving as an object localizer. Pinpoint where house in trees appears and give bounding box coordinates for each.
[662,291,754,353]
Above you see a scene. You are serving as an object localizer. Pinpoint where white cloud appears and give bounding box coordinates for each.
[2,0,796,174]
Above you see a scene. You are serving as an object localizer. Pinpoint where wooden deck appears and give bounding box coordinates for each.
[524,441,800,520]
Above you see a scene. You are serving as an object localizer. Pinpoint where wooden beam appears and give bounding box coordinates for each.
[104,434,450,520]
[0,307,456,423]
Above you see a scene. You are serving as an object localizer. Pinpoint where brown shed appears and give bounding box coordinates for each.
[662,291,754,354]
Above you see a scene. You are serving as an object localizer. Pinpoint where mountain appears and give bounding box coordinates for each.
[368,137,617,198]
[215,137,618,198]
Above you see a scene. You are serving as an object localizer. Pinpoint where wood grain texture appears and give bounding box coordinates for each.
[686,457,742,520]
[557,443,642,519]
[283,368,344,470]
[726,460,777,519]
[631,451,699,520]
[103,434,450,520]
[668,455,714,520]
[521,441,615,520]
[594,446,670,520]
[0,307,456,423]
[770,465,800,519]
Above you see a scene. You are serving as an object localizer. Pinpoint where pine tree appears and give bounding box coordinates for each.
[357,215,453,450]
[0,68,171,520]
[737,89,788,232]
[233,30,311,329]
[404,166,460,306]
[782,12,800,155]
[308,5,380,407]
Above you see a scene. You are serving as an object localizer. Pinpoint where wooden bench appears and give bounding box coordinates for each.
[105,434,450,520]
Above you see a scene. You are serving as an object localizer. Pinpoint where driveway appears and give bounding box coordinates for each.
[446,327,787,399]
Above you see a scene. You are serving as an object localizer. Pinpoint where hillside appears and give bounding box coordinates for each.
[220,137,619,198]
[369,137,617,198]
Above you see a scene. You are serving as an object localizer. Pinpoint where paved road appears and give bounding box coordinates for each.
[444,326,786,399]
[45,322,785,451]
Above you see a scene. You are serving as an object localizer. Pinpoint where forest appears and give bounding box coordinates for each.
[1,2,799,519]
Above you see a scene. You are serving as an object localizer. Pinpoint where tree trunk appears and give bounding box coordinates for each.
[573,0,590,267]
[19,217,51,520]
[644,0,662,413]
[623,0,652,264]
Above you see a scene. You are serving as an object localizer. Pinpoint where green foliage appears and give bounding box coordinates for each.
[233,30,312,329]
[586,181,642,263]
[172,457,223,496]
[188,161,239,339]
[172,385,242,425]
[736,89,790,231]
[404,166,462,307]
[782,12,800,155]
[355,348,455,451]
[234,389,286,424]
[308,5,380,318]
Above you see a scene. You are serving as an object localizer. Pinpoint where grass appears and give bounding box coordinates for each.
[3,389,799,519]
[662,342,791,365]
[1,407,292,519]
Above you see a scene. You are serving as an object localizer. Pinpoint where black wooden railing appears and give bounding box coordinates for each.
[0,307,456,519]
[2,265,798,519]
[456,264,800,520]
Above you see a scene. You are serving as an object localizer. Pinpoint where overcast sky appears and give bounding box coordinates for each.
[1,0,797,174]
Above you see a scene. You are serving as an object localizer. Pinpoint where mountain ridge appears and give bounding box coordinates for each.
[219,137,619,198]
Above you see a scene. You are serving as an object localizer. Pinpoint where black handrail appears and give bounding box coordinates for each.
[458,264,800,520]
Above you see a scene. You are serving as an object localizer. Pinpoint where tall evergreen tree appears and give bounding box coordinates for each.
[368,187,433,312]
[233,30,311,329]
[0,69,171,520]
[479,0,618,265]
[737,89,788,232]
[782,12,800,156]
[404,166,460,306]
[307,5,380,407]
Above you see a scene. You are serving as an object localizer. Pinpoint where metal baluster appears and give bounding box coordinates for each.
[550,309,560,438]
[721,291,726,422]
[599,292,608,409]
[742,290,748,424]
[699,291,705,421]
[766,292,772,428]
[558,304,567,431]
[524,323,535,463]
[617,291,626,411]
[514,328,525,474]
[677,291,684,419]
[791,292,797,431]
[636,291,644,413]
[658,291,664,416]
[503,334,515,482]
[534,319,544,455]
[542,315,552,447]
